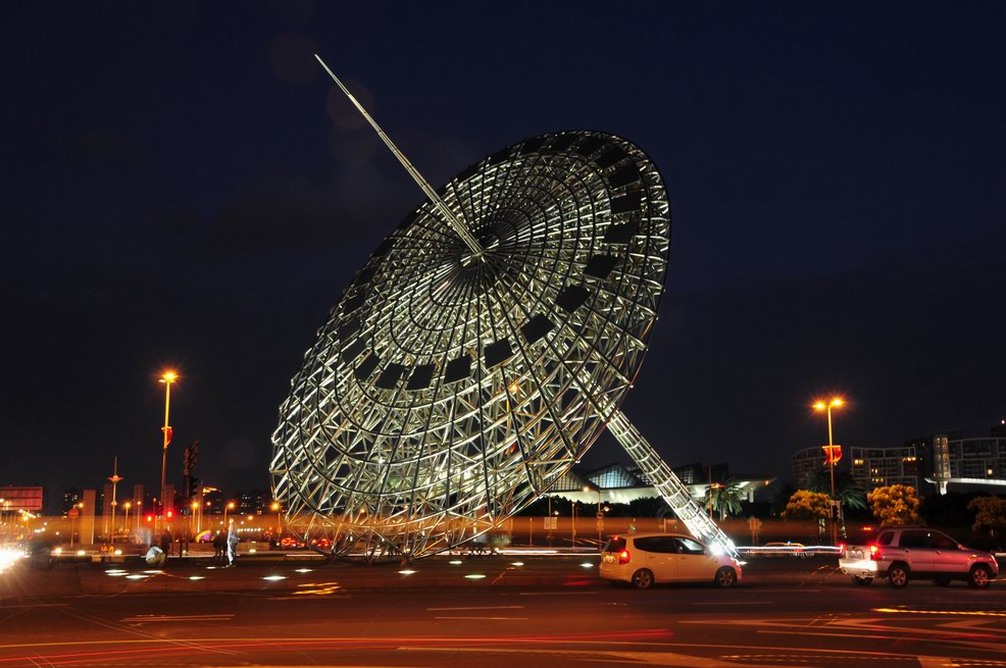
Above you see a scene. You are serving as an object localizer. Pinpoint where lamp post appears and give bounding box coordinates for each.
[571,501,577,547]
[123,501,131,535]
[191,500,200,539]
[271,501,281,540]
[223,501,235,528]
[107,456,123,543]
[584,486,602,545]
[158,370,178,532]
[814,396,845,545]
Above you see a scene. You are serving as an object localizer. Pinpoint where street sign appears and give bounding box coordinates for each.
[67,508,79,519]
[822,444,843,464]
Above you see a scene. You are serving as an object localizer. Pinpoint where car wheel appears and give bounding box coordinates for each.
[968,565,992,588]
[852,575,873,586]
[631,568,654,589]
[715,567,737,588]
[887,563,909,588]
[934,578,951,587]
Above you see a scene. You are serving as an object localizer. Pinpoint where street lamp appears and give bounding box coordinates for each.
[271,501,281,539]
[123,501,132,534]
[814,396,845,545]
[571,500,577,547]
[191,500,200,538]
[583,486,602,545]
[223,501,235,527]
[107,456,123,543]
[158,370,178,531]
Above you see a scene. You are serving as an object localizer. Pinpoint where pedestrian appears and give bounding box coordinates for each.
[160,528,172,556]
[212,531,226,562]
[225,519,239,567]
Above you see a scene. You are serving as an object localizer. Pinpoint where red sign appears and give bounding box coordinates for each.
[67,508,79,519]
[822,444,843,465]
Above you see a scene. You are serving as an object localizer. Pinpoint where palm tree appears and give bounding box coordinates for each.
[706,478,745,520]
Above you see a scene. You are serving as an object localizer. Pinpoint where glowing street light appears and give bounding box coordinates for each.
[271,501,282,538]
[814,396,845,545]
[158,370,178,531]
[583,486,603,546]
[223,501,235,527]
[122,501,132,533]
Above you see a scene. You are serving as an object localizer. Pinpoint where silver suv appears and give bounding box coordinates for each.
[839,526,999,588]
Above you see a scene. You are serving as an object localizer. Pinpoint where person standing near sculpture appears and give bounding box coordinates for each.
[225,520,239,567]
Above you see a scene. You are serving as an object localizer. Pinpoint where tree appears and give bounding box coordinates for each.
[867,484,921,525]
[706,479,745,520]
[770,481,797,517]
[968,496,1006,537]
[781,490,831,520]
[799,469,867,511]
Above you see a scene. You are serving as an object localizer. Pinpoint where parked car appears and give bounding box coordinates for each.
[761,541,808,558]
[599,532,742,589]
[839,526,998,588]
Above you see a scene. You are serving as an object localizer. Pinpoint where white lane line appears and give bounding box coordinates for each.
[434,616,529,621]
[427,605,524,611]
[120,614,234,623]
[692,601,774,606]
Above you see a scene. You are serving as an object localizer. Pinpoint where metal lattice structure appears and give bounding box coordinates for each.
[270,59,736,560]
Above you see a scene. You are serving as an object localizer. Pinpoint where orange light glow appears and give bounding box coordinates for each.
[813,396,844,411]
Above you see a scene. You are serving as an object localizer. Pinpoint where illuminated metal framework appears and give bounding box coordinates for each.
[271,67,735,560]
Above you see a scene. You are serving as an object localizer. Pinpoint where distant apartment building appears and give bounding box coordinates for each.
[62,488,83,515]
[791,447,827,485]
[850,446,919,488]
[237,489,270,515]
[791,423,1006,495]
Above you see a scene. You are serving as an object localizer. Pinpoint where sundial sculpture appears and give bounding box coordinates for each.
[270,56,736,561]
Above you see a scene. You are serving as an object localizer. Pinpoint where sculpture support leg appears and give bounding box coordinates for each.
[608,408,738,556]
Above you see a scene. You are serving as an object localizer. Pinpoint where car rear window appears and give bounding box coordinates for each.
[602,537,626,553]
[898,530,928,548]
[634,536,681,554]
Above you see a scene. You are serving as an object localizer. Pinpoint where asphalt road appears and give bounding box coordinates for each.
[1,556,1004,666]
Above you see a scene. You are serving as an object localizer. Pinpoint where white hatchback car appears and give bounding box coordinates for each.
[599,532,742,589]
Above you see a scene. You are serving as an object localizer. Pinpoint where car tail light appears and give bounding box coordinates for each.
[838,542,846,552]
[618,549,631,565]
[869,544,879,560]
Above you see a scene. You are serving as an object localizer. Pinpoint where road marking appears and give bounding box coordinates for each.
[692,601,773,606]
[427,605,524,611]
[433,616,529,621]
[120,614,234,623]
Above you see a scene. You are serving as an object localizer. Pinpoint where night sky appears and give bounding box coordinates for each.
[3,2,1003,509]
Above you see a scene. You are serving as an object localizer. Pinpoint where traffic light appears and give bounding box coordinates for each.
[146,515,154,523]
[166,509,173,519]
[183,440,200,476]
